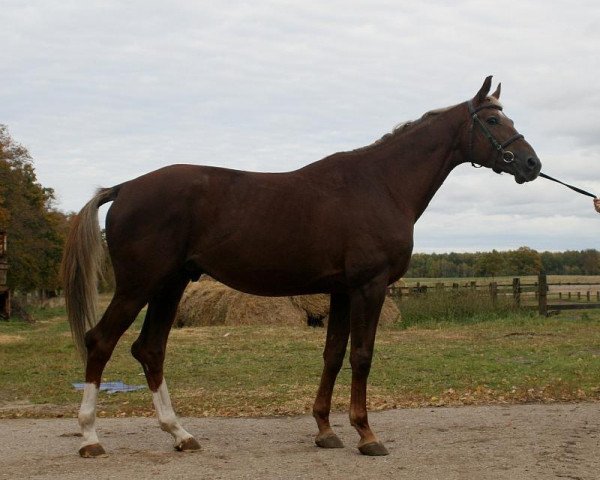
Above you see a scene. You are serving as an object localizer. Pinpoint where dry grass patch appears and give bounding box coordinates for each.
[0,334,24,345]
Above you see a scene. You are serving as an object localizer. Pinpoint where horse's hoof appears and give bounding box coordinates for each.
[78,443,107,458]
[175,437,201,452]
[315,433,344,449]
[358,441,389,456]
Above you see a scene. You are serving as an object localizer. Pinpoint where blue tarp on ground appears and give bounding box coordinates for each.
[72,381,146,394]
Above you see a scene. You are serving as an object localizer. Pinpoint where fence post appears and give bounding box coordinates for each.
[489,282,498,305]
[512,278,521,307]
[538,272,548,316]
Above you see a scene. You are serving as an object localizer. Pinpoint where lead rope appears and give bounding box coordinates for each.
[538,172,597,198]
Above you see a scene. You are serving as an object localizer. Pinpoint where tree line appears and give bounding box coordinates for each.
[1,126,599,294]
[0,125,70,293]
[405,247,600,278]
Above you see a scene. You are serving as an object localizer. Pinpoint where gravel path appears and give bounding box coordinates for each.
[1,403,599,479]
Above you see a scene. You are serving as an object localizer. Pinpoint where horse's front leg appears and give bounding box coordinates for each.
[313,292,350,448]
[348,277,389,456]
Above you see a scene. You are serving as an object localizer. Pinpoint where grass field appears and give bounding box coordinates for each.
[1,300,600,419]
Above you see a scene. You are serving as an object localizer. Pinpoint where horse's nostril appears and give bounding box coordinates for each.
[527,157,538,169]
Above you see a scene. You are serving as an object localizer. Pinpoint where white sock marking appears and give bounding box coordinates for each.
[78,383,100,447]
[152,380,193,446]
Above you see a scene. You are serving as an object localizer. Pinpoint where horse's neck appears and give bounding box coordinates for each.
[378,106,466,221]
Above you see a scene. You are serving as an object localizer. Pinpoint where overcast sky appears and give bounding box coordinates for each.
[2,1,599,252]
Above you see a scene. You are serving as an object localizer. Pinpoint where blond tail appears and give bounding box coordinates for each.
[61,187,118,363]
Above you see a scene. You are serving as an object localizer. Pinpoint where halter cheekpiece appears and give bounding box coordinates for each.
[467,100,524,172]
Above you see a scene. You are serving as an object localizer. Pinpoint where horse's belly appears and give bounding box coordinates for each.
[200,264,345,297]
[188,241,345,296]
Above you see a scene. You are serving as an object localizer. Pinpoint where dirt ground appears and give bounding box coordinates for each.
[1,403,599,480]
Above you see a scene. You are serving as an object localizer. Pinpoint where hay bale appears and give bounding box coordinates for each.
[380,297,401,325]
[290,294,330,326]
[290,294,330,317]
[174,277,401,328]
[175,278,305,327]
[291,293,401,326]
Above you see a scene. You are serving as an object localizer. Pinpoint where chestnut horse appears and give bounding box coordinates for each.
[62,76,541,458]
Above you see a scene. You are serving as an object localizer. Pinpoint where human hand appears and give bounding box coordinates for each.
[594,198,600,213]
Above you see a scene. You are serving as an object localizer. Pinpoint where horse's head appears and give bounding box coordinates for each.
[465,76,541,183]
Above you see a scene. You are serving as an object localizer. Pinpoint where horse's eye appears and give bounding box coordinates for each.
[486,116,499,125]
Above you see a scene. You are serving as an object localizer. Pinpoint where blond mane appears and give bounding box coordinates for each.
[351,104,458,153]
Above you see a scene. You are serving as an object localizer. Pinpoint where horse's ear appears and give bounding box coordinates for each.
[474,76,493,104]
[491,83,501,99]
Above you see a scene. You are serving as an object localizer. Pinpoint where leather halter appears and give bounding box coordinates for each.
[467,100,524,172]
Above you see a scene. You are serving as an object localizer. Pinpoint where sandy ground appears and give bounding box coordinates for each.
[1,403,599,480]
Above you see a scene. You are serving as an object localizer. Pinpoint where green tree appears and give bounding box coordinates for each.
[0,125,68,292]
[580,249,600,275]
[507,246,542,275]
[475,249,505,277]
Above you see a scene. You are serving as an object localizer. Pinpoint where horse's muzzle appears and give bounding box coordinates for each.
[514,155,541,183]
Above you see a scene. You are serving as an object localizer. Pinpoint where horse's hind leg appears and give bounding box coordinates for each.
[130,276,200,452]
[313,293,350,448]
[78,291,147,457]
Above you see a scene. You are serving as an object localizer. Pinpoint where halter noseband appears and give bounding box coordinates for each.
[467,100,524,171]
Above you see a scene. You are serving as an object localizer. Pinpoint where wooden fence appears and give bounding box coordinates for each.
[537,273,600,315]
[388,273,600,316]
